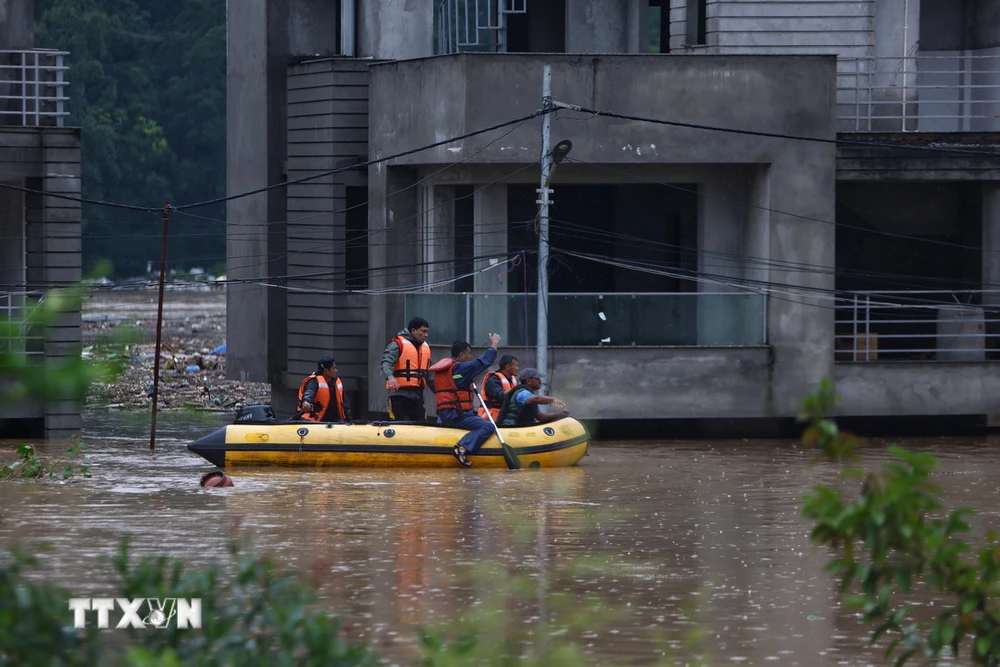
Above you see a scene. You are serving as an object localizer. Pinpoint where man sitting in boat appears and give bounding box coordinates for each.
[477,354,518,421]
[297,356,351,422]
[381,317,432,421]
[428,333,502,467]
[497,368,569,427]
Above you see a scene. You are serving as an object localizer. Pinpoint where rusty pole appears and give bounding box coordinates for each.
[150,201,170,452]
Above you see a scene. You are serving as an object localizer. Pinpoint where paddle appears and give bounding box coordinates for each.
[472,381,521,470]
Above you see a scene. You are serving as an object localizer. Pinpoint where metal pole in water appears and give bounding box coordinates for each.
[150,201,170,453]
[537,64,552,394]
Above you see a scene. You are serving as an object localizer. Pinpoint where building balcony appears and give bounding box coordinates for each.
[0,49,70,127]
[837,53,1000,133]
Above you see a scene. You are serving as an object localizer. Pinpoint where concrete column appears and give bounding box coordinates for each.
[744,166,771,346]
[566,0,627,53]
[473,184,509,341]
[625,0,648,53]
[368,166,420,414]
[697,169,745,345]
[419,184,456,290]
[766,147,836,415]
[359,0,434,59]
[0,0,34,49]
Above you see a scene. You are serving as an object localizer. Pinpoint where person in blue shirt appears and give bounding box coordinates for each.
[428,333,501,467]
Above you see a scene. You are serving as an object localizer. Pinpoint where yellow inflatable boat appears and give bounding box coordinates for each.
[187,406,590,469]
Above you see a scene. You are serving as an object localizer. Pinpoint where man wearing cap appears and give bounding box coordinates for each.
[297,356,351,422]
[497,367,569,427]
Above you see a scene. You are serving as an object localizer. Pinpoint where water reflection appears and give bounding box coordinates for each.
[2,412,999,664]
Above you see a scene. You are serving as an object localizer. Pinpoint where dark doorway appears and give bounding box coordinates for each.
[506,1,566,52]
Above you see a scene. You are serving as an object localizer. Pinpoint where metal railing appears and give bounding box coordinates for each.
[837,54,1000,133]
[0,49,69,127]
[403,291,766,347]
[435,0,527,55]
[0,292,44,357]
[835,290,1000,362]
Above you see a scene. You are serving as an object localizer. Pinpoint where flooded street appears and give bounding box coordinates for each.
[3,410,1000,665]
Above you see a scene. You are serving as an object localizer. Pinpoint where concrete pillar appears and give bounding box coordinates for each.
[625,0,648,53]
[359,0,434,60]
[368,166,420,414]
[697,170,745,345]
[566,0,627,53]
[473,184,509,341]
[766,149,836,414]
[744,166,771,346]
[419,184,456,290]
[0,0,34,49]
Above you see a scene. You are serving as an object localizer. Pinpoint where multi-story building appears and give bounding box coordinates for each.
[0,0,82,438]
[227,0,1000,429]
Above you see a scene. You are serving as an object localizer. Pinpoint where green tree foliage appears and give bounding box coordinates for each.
[800,378,1000,666]
[35,0,226,278]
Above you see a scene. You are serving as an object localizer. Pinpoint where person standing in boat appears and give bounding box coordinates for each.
[381,317,432,421]
[429,334,502,467]
[477,354,518,421]
[497,368,568,427]
[297,356,351,422]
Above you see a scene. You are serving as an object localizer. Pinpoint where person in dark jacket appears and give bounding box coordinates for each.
[428,334,501,467]
[497,367,568,427]
[297,356,351,422]
[380,317,432,421]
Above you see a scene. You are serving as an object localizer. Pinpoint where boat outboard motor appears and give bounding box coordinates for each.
[233,405,277,424]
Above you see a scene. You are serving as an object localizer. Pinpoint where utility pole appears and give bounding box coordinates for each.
[536,64,553,393]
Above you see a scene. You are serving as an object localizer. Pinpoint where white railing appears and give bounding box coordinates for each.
[435,0,527,54]
[0,49,69,127]
[837,54,1000,133]
[835,290,1000,362]
[404,291,767,347]
[0,292,44,357]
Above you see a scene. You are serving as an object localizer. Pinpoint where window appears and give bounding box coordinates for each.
[686,0,706,46]
[647,0,670,53]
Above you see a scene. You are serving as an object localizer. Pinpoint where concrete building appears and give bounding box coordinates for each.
[0,0,83,438]
[227,0,1000,429]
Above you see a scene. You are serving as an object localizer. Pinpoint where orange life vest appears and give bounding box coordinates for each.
[477,371,514,420]
[297,373,346,422]
[429,358,474,413]
[387,336,431,390]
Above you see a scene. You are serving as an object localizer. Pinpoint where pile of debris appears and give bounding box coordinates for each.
[83,291,271,412]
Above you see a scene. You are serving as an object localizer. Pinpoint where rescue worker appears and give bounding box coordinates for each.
[381,317,432,421]
[497,367,568,427]
[428,333,501,467]
[297,356,351,422]
[477,354,518,421]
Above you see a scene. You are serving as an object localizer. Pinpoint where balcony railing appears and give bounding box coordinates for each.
[0,292,44,357]
[835,290,1000,362]
[0,49,69,127]
[403,291,766,347]
[837,54,1000,133]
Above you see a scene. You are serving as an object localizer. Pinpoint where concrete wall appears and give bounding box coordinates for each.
[365,54,837,417]
[358,0,434,60]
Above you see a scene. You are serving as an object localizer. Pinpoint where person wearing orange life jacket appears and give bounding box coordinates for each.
[428,333,501,467]
[297,356,351,422]
[477,354,518,421]
[380,317,432,421]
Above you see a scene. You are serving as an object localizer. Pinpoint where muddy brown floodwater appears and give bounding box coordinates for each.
[3,410,1000,665]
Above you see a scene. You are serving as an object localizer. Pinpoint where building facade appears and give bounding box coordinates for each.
[227,0,1000,427]
[0,0,83,438]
